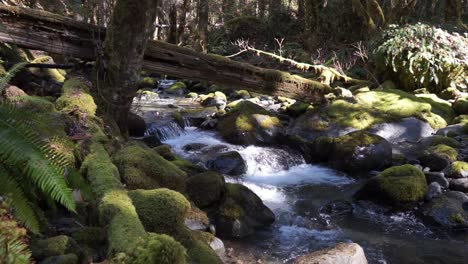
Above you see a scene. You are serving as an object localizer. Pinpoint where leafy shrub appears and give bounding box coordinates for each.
[373,23,468,93]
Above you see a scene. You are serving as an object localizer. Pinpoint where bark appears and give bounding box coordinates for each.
[298,0,305,21]
[269,0,282,18]
[258,0,267,18]
[95,0,159,136]
[222,0,236,21]
[0,6,332,103]
[177,0,190,44]
[197,0,209,52]
[168,3,178,44]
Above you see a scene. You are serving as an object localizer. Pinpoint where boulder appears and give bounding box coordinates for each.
[183,143,208,152]
[201,92,227,110]
[421,191,468,228]
[215,183,275,238]
[186,171,226,208]
[41,254,79,264]
[449,178,468,193]
[325,131,392,174]
[2,85,27,98]
[166,81,187,95]
[426,182,443,201]
[128,112,147,137]
[424,172,449,188]
[419,144,458,171]
[294,243,368,264]
[454,98,468,115]
[368,117,435,144]
[113,144,187,192]
[30,235,81,261]
[357,164,428,207]
[207,151,247,176]
[217,101,283,145]
[444,161,468,178]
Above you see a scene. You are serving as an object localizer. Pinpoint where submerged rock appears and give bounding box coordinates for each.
[207,151,247,176]
[294,243,368,264]
[421,191,468,228]
[357,164,428,207]
[215,183,274,238]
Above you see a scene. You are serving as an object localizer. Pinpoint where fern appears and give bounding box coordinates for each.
[0,103,76,233]
[0,62,26,92]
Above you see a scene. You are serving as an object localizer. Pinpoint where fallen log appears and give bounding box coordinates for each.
[0,6,332,102]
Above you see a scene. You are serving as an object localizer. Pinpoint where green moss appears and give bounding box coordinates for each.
[186,171,225,208]
[55,77,97,116]
[426,144,458,161]
[171,158,206,176]
[129,233,186,264]
[7,95,55,112]
[332,131,382,156]
[362,164,428,206]
[439,87,460,100]
[129,189,190,234]
[30,56,66,82]
[186,240,221,264]
[453,115,468,124]
[453,98,468,115]
[427,136,461,148]
[173,112,185,128]
[446,161,468,178]
[232,90,251,99]
[449,213,464,224]
[30,236,80,260]
[113,144,187,191]
[286,101,313,117]
[220,198,245,219]
[41,254,78,264]
[416,94,455,123]
[168,81,187,91]
[323,89,449,130]
[154,145,177,161]
[139,77,157,88]
[70,227,106,249]
[186,92,198,99]
[186,206,210,227]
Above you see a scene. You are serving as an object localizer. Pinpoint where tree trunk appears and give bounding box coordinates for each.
[297,0,305,21]
[445,0,465,27]
[258,0,267,18]
[222,0,236,22]
[269,0,282,18]
[0,5,332,104]
[95,0,159,136]
[168,3,178,44]
[197,0,209,52]
[177,0,191,45]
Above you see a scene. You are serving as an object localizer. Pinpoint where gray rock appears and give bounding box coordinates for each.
[436,124,466,137]
[425,172,449,188]
[426,182,443,201]
[419,153,451,172]
[207,151,247,176]
[450,178,468,193]
[421,191,468,228]
[294,243,368,264]
[368,117,435,144]
[210,237,226,259]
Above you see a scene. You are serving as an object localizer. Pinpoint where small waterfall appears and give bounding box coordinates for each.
[145,120,186,141]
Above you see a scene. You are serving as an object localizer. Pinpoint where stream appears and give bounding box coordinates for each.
[137,82,468,264]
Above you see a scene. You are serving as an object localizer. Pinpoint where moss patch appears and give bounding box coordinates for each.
[55,77,97,116]
[454,98,468,115]
[426,144,458,161]
[186,171,225,208]
[426,136,461,148]
[113,143,187,191]
[446,161,468,179]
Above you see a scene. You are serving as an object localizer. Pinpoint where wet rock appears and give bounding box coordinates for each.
[421,191,468,228]
[128,112,147,137]
[166,81,187,95]
[217,101,283,145]
[138,135,162,148]
[357,164,428,208]
[294,243,368,264]
[183,143,208,152]
[424,172,449,188]
[323,131,392,174]
[419,153,451,172]
[449,178,468,193]
[215,183,275,238]
[320,200,354,216]
[207,151,247,176]
[436,124,466,137]
[426,182,443,201]
[210,237,226,259]
[369,117,435,144]
[186,171,225,208]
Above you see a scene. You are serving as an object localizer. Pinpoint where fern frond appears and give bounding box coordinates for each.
[0,166,40,233]
[0,62,26,92]
[0,106,76,213]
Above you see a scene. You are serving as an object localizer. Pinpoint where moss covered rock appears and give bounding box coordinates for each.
[128,233,186,264]
[129,188,190,234]
[171,157,206,176]
[419,144,458,171]
[419,135,461,149]
[357,165,428,207]
[154,145,177,161]
[30,235,81,261]
[454,97,468,115]
[70,227,106,250]
[217,101,283,145]
[445,161,468,179]
[230,89,251,100]
[167,81,187,95]
[139,77,157,89]
[319,131,392,174]
[215,183,275,238]
[421,191,468,228]
[286,101,313,117]
[41,254,78,264]
[113,144,187,191]
[425,144,458,161]
[186,171,225,208]
[55,77,97,116]
[186,239,221,264]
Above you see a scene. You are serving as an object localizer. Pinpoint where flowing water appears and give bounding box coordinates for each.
[139,85,468,263]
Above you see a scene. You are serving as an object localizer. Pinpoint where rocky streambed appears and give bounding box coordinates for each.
[133,79,468,263]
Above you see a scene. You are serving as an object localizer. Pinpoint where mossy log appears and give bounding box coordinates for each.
[0,6,332,103]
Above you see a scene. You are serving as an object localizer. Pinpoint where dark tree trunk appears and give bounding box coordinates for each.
[304,0,320,47]
[197,0,209,52]
[168,3,178,44]
[258,0,267,18]
[298,0,305,21]
[95,0,159,136]
[269,0,282,18]
[177,0,191,45]
[222,0,236,22]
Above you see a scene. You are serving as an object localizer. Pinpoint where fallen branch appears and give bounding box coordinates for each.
[228,40,372,87]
